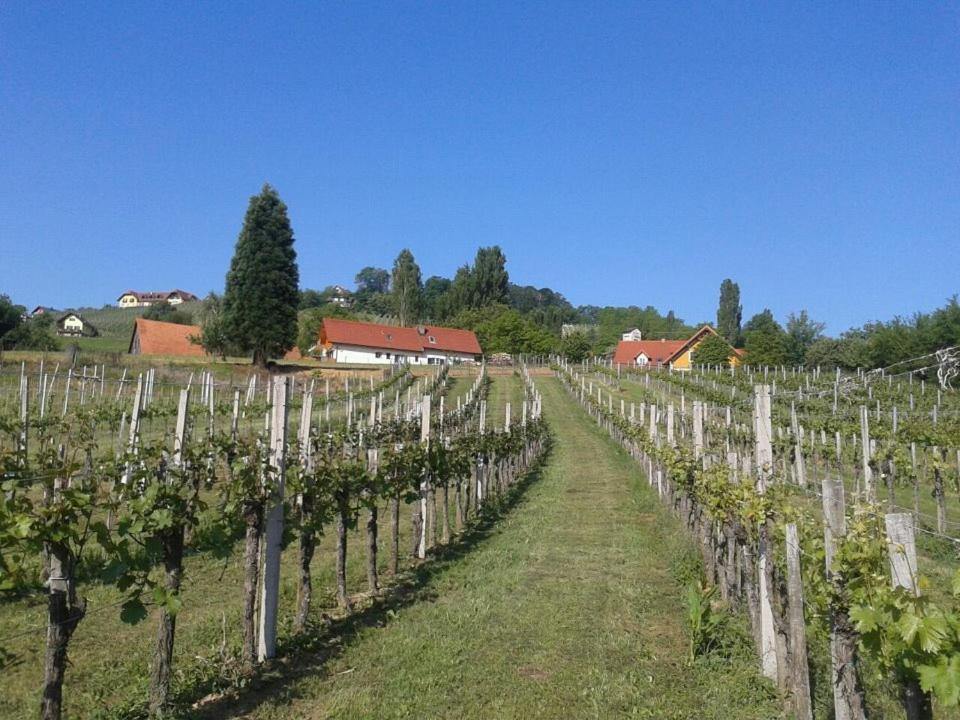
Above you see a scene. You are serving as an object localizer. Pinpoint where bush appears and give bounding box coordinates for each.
[2,314,59,351]
[143,303,194,325]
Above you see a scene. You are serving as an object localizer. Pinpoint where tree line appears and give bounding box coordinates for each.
[3,184,957,367]
[709,278,960,370]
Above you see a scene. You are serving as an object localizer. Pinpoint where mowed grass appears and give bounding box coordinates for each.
[217,377,778,720]
[483,370,526,430]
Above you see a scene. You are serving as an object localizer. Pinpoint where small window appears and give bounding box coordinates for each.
[428,336,436,344]
[386,353,391,359]
[375,352,382,358]
[385,333,393,340]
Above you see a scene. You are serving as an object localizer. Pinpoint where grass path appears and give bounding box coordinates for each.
[225,377,777,719]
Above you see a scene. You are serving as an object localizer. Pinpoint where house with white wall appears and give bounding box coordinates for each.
[318,318,481,365]
[56,312,99,338]
[117,290,197,308]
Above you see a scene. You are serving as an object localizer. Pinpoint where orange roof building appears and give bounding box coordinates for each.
[612,339,686,367]
[319,318,481,365]
[613,325,742,370]
[129,318,308,362]
[129,318,205,357]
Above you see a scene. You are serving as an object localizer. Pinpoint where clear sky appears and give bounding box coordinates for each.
[1,2,957,333]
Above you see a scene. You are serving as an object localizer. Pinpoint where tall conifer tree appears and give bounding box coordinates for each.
[222,184,300,366]
[716,279,742,346]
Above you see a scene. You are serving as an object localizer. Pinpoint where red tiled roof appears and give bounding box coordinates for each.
[416,325,483,355]
[129,318,206,357]
[118,290,197,302]
[321,318,424,353]
[320,318,482,355]
[613,340,685,366]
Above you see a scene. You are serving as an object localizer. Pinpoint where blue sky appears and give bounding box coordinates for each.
[1,2,957,333]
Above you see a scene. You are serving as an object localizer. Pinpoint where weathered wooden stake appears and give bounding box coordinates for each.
[257,377,289,661]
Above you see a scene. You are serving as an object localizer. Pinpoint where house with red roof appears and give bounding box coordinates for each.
[318,318,482,365]
[129,317,304,361]
[117,289,198,308]
[613,325,742,370]
[129,318,206,357]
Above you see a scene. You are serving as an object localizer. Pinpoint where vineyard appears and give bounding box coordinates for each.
[3,356,960,719]
[0,361,546,719]
[559,358,960,719]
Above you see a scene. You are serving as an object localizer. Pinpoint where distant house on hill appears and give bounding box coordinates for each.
[318,318,481,365]
[117,290,198,308]
[31,306,58,317]
[129,318,205,357]
[56,312,98,338]
[621,328,643,341]
[613,325,742,370]
[329,285,353,308]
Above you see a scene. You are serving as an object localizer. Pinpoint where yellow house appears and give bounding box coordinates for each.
[668,325,743,370]
[117,290,197,308]
[613,325,743,370]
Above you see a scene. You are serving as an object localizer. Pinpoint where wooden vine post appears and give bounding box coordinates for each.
[859,405,874,501]
[784,523,813,720]
[822,476,866,720]
[366,395,380,594]
[295,390,314,632]
[692,401,703,460]
[417,394,431,560]
[753,384,779,682]
[885,513,931,720]
[258,377,289,662]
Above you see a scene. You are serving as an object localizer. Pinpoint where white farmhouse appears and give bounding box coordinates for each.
[56,312,98,338]
[318,318,482,365]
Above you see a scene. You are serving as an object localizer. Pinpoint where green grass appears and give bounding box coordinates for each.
[209,377,778,719]
[484,371,525,430]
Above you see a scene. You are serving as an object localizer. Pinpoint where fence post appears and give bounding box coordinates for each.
[822,477,867,720]
[785,523,813,720]
[754,385,778,682]
[18,375,28,466]
[693,401,704,459]
[885,513,931,719]
[859,406,874,501]
[258,377,289,662]
[417,395,431,559]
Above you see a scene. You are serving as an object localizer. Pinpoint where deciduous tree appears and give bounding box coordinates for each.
[743,309,787,367]
[391,249,422,326]
[693,333,735,367]
[785,310,826,366]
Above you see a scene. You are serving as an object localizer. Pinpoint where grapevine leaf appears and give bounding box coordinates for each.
[120,598,148,625]
[850,606,881,633]
[101,560,128,583]
[897,611,922,645]
[918,655,960,706]
[915,615,948,654]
